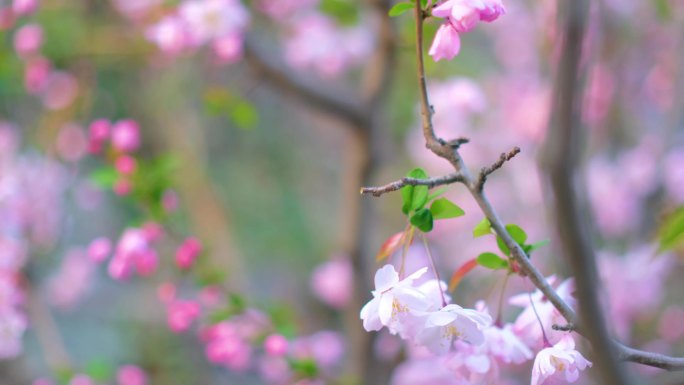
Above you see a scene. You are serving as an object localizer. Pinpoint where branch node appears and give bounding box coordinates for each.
[552,323,576,332]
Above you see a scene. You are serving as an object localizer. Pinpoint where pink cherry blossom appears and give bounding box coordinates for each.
[56,123,87,162]
[258,0,317,20]
[46,248,95,310]
[115,155,137,175]
[24,56,51,93]
[88,237,112,263]
[198,286,223,307]
[111,120,141,152]
[116,365,148,385]
[13,23,42,58]
[157,282,176,303]
[167,299,201,333]
[112,0,162,20]
[40,71,78,110]
[531,335,592,385]
[202,321,253,371]
[0,309,27,358]
[87,119,111,153]
[162,189,179,212]
[429,24,461,62]
[13,0,38,16]
[113,178,132,196]
[177,0,249,46]
[310,255,352,309]
[290,331,345,371]
[175,237,202,270]
[415,304,492,354]
[264,334,288,356]
[212,33,243,63]
[109,228,158,280]
[359,264,430,334]
[69,375,94,385]
[146,15,189,55]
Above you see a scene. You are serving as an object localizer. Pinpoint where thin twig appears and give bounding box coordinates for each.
[476,147,521,191]
[360,173,463,197]
[552,323,576,332]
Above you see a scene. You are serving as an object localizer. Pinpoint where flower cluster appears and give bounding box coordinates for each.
[145,0,250,63]
[0,124,66,359]
[429,0,506,61]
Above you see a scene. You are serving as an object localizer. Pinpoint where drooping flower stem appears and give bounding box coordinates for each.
[421,233,447,308]
[528,289,551,348]
[495,272,511,327]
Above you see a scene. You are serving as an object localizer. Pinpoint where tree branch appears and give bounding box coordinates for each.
[476,146,521,191]
[360,173,464,196]
[242,38,369,131]
[404,0,684,373]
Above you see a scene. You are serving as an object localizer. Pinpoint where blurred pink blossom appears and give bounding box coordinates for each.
[47,248,95,310]
[162,189,179,213]
[115,155,137,175]
[310,255,352,309]
[111,120,141,153]
[157,283,176,303]
[56,123,87,162]
[264,334,288,356]
[258,0,317,20]
[178,0,249,46]
[116,365,148,385]
[0,309,26,358]
[69,375,94,385]
[24,56,51,94]
[146,15,189,55]
[112,0,162,20]
[175,237,202,270]
[13,23,42,58]
[87,237,112,263]
[13,0,38,16]
[40,71,78,110]
[167,299,201,333]
[658,306,684,343]
[202,321,253,371]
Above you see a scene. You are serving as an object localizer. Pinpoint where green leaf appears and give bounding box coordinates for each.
[410,208,434,232]
[388,2,414,17]
[476,252,509,270]
[526,240,549,254]
[473,218,492,238]
[319,0,359,25]
[89,167,118,188]
[505,224,528,245]
[230,100,258,130]
[84,360,114,382]
[401,168,429,214]
[430,198,465,220]
[658,207,684,252]
[291,358,319,378]
[496,236,510,256]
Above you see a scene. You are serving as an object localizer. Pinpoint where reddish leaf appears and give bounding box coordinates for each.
[448,258,478,292]
[375,231,405,262]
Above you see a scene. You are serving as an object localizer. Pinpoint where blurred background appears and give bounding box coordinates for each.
[1,0,684,384]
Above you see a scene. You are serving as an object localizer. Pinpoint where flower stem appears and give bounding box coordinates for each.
[421,233,447,308]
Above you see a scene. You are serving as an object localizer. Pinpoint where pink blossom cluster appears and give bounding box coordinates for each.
[9,12,80,111]
[103,225,162,280]
[309,255,353,309]
[33,364,148,385]
[0,124,66,359]
[144,0,250,63]
[429,0,505,61]
[361,264,591,384]
[87,118,141,196]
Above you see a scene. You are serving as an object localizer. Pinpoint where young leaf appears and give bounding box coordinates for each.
[473,218,492,238]
[496,236,510,256]
[430,198,465,220]
[401,168,429,214]
[375,231,406,262]
[388,2,414,17]
[410,208,433,232]
[90,167,118,188]
[526,239,550,254]
[505,224,528,245]
[658,207,684,252]
[476,252,509,270]
[448,258,478,291]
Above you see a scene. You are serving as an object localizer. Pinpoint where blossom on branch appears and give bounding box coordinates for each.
[531,335,592,385]
[429,0,505,61]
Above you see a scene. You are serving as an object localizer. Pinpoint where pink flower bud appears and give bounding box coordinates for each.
[141,222,163,242]
[116,365,148,385]
[264,334,288,356]
[175,237,202,270]
[115,155,137,175]
[111,119,140,152]
[198,286,223,308]
[108,255,133,280]
[87,237,112,263]
[13,24,42,58]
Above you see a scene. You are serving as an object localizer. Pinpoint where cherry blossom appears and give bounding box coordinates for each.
[415,304,492,354]
[310,255,353,309]
[531,335,592,385]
